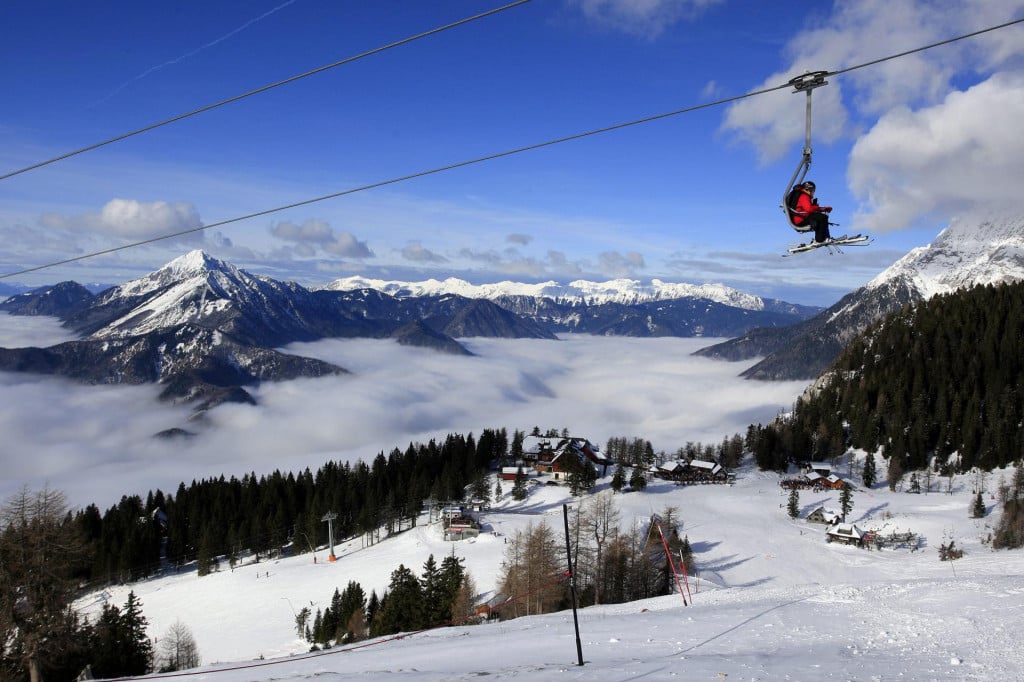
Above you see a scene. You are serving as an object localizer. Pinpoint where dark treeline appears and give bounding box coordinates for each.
[747,282,1024,475]
[73,429,509,586]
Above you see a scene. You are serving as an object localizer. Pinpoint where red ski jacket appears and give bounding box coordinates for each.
[791,189,830,225]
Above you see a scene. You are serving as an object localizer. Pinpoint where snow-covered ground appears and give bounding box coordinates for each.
[80,461,1024,681]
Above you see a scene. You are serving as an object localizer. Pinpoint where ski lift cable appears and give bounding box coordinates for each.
[0,82,791,280]
[0,0,533,182]
[2,16,1022,281]
[779,15,1024,227]
[825,16,1024,79]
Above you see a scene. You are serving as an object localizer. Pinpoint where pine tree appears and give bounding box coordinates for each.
[120,592,153,674]
[512,467,528,501]
[89,594,152,678]
[971,491,986,518]
[420,555,445,626]
[611,463,626,492]
[374,564,425,635]
[862,453,877,488]
[629,466,648,492]
[787,487,800,519]
[839,485,854,522]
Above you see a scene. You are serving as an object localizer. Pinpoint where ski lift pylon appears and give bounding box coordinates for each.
[782,70,829,231]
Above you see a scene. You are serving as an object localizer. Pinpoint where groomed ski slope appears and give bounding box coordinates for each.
[81,460,1024,681]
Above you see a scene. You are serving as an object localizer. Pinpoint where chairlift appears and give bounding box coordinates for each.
[782,71,829,233]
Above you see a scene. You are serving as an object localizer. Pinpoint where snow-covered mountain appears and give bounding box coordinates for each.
[324,275,819,337]
[697,216,1024,379]
[865,215,1024,297]
[0,251,555,410]
[326,275,770,310]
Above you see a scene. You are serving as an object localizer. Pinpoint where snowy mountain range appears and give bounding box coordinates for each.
[324,275,773,310]
[0,252,821,412]
[697,215,1024,379]
[0,252,551,410]
[324,274,818,337]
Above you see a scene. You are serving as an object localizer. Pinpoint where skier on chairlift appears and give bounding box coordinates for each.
[787,180,833,246]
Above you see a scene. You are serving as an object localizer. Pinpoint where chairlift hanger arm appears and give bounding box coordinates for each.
[781,71,829,228]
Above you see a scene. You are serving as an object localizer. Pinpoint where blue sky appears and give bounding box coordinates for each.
[2,0,1023,306]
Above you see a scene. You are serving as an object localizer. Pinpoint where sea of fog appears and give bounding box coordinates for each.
[0,312,809,510]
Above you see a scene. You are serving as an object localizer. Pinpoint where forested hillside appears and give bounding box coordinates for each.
[75,430,508,584]
[749,281,1023,474]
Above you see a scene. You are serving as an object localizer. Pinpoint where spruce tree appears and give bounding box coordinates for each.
[629,466,648,492]
[862,453,877,488]
[971,491,986,518]
[374,565,425,635]
[512,467,528,501]
[90,592,153,676]
[839,485,854,522]
[787,487,800,519]
[611,463,626,492]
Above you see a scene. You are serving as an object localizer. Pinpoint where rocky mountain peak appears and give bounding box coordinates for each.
[697,213,1024,380]
[866,215,1024,298]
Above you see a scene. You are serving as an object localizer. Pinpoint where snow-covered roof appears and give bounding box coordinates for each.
[688,460,722,472]
[809,507,840,522]
[827,523,864,539]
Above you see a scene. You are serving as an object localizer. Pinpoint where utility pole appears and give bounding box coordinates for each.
[562,504,584,666]
[321,512,337,562]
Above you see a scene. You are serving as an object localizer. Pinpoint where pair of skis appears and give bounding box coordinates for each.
[784,233,872,256]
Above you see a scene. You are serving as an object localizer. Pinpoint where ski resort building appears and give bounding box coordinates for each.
[806,506,841,525]
[826,523,866,546]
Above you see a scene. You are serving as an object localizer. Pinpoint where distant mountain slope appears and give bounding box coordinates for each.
[324,275,821,337]
[0,252,554,410]
[0,324,347,408]
[696,216,1024,379]
[0,281,94,317]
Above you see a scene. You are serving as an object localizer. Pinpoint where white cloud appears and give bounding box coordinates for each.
[38,198,203,242]
[270,219,374,258]
[97,198,202,239]
[400,242,448,263]
[722,0,1024,230]
[597,251,646,277]
[570,0,723,38]
[849,72,1024,232]
[0,322,807,510]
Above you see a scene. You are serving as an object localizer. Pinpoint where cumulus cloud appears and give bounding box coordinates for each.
[722,0,1024,229]
[400,242,448,263]
[270,219,374,258]
[570,0,723,38]
[597,251,646,278]
[0,318,808,510]
[42,198,203,241]
[849,72,1024,232]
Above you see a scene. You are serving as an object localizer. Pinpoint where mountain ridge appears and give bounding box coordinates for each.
[696,215,1024,379]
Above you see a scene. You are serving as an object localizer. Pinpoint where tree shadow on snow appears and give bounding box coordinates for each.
[856,502,889,523]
